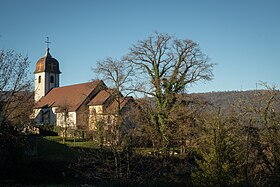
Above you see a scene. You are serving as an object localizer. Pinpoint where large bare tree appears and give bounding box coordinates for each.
[126,32,214,148]
[0,49,32,127]
[93,57,136,178]
[0,49,32,171]
[93,58,135,144]
[93,57,134,116]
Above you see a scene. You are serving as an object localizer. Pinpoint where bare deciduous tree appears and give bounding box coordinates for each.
[0,49,32,172]
[0,49,32,127]
[56,101,73,144]
[126,32,214,149]
[93,58,136,178]
[93,57,135,143]
[93,57,134,115]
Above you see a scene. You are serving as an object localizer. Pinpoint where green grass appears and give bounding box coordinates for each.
[36,135,101,161]
[40,136,182,156]
[13,135,190,186]
[36,136,78,161]
[43,136,99,148]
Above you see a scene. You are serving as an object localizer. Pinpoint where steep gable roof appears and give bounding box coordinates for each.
[34,80,104,112]
[105,96,134,114]
[87,89,134,114]
[87,89,115,106]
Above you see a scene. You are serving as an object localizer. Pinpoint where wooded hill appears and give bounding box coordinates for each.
[189,89,280,114]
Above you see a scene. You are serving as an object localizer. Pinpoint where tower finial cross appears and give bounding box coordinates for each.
[45,37,51,48]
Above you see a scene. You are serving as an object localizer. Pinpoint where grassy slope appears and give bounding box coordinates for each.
[2,135,192,186]
[43,136,99,149]
[5,136,98,185]
[36,136,78,161]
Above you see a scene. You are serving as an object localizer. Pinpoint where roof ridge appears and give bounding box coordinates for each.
[55,80,102,89]
[34,80,105,112]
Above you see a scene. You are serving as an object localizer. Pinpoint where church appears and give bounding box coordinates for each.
[32,47,133,131]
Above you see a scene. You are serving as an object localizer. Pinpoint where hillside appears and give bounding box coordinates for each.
[189,90,280,114]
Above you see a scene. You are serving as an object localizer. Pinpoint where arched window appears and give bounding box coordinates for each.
[38,76,41,83]
[50,75,54,83]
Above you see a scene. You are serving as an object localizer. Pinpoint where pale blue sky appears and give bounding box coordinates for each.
[1,0,279,93]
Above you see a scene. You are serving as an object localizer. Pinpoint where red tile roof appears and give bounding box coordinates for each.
[34,81,103,112]
[87,89,115,106]
[105,97,133,114]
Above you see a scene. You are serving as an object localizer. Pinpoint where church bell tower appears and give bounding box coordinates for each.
[34,41,61,102]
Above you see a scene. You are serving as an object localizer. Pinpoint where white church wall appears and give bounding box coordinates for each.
[68,112,77,128]
[34,72,46,102]
[45,73,50,93]
[56,111,77,128]
[31,108,42,124]
[33,108,57,125]
[49,107,57,125]
[45,72,59,92]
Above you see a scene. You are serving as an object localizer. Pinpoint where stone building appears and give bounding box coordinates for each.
[32,48,133,130]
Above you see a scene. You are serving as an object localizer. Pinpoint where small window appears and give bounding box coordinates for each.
[38,76,41,83]
[50,76,54,83]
